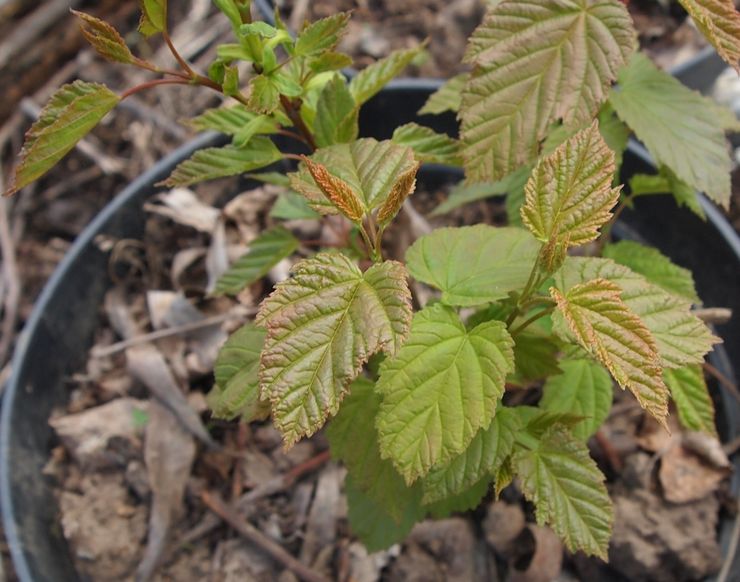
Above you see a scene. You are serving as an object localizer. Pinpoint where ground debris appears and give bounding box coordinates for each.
[609,453,722,582]
[50,397,147,470]
[137,401,197,582]
[59,473,147,580]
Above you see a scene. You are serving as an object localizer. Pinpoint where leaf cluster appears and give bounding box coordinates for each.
[5,0,737,561]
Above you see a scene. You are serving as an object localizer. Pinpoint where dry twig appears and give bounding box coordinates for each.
[704,361,740,403]
[201,491,332,582]
[91,311,252,358]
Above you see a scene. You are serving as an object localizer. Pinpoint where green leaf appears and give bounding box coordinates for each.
[247,75,280,114]
[512,425,613,559]
[162,138,282,187]
[493,457,514,498]
[539,358,613,440]
[345,475,422,552]
[432,166,529,217]
[550,277,669,427]
[207,323,270,422]
[213,0,243,32]
[391,123,462,166]
[505,175,527,227]
[609,54,732,208]
[603,240,699,303]
[270,191,321,220]
[215,227,299,295]
[289,138,419,218]
[521,121,621,247]
[187,106,281,144]
[512,332,562,382]
[139,0,166,36]
[240,21,278,38]
[376,303,515,483]
[73,11,140,65]
[664,167,707,220]
[598,103,630,172]
[512,406,588,439]
[247,172,291,187]
[269,70,302,98]
[678,0,740,71]
[257,253,412,446]
[421,407,520,503]
[418,73,469,115]
[309,51,353,73]
[295,12,351,56]
[405,225,541,306]
[556,257,720,370]
[425,477,490,518]
[664,365,717,436]
[349,47,422,105]
[460,0,635,182]
[627,168,706,220]
[6,81,120,196]
[314,75,358,147]
[328,377,423,521]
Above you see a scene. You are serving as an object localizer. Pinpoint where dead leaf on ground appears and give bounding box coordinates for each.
[300,464,343,570]
[206,217,229,293]
[127,343,215,447]
[170,246,207,290]
[659,443,729,504]
[49,397,148,470]
[144,188,220,233]
[223,185,279,241]
[137,400,197,582]
[682,431,731,469]
[635,413,680,453]
[610,453,722,582]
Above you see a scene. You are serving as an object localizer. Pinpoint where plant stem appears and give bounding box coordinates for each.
[596,193,632,254]
[505,256,543,326]
[365,217,382,262]
[163,29,196,78]
[509,305,555,337]
[201,491,331,582]
[358,225,376,261]
[280,95,318,152]
[276,129,310,146]
[120,78,193,100]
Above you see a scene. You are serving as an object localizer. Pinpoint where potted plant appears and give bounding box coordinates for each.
[2,0,740,579]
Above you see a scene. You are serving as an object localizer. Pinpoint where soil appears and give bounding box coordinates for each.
[0,0,739,580]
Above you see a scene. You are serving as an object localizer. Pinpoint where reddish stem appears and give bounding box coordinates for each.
[280,95,318,152]
[120,78,191,100]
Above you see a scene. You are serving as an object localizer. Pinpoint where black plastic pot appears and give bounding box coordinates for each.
[2,55,740,581]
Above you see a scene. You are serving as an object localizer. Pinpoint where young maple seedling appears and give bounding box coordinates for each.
[5,0,738,559]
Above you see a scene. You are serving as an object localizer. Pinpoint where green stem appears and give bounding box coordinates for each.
[509,305,555,338]
[596,193,632,255]
[365,218,383,262]
[358,225,375,262]
[505,256,543,326]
